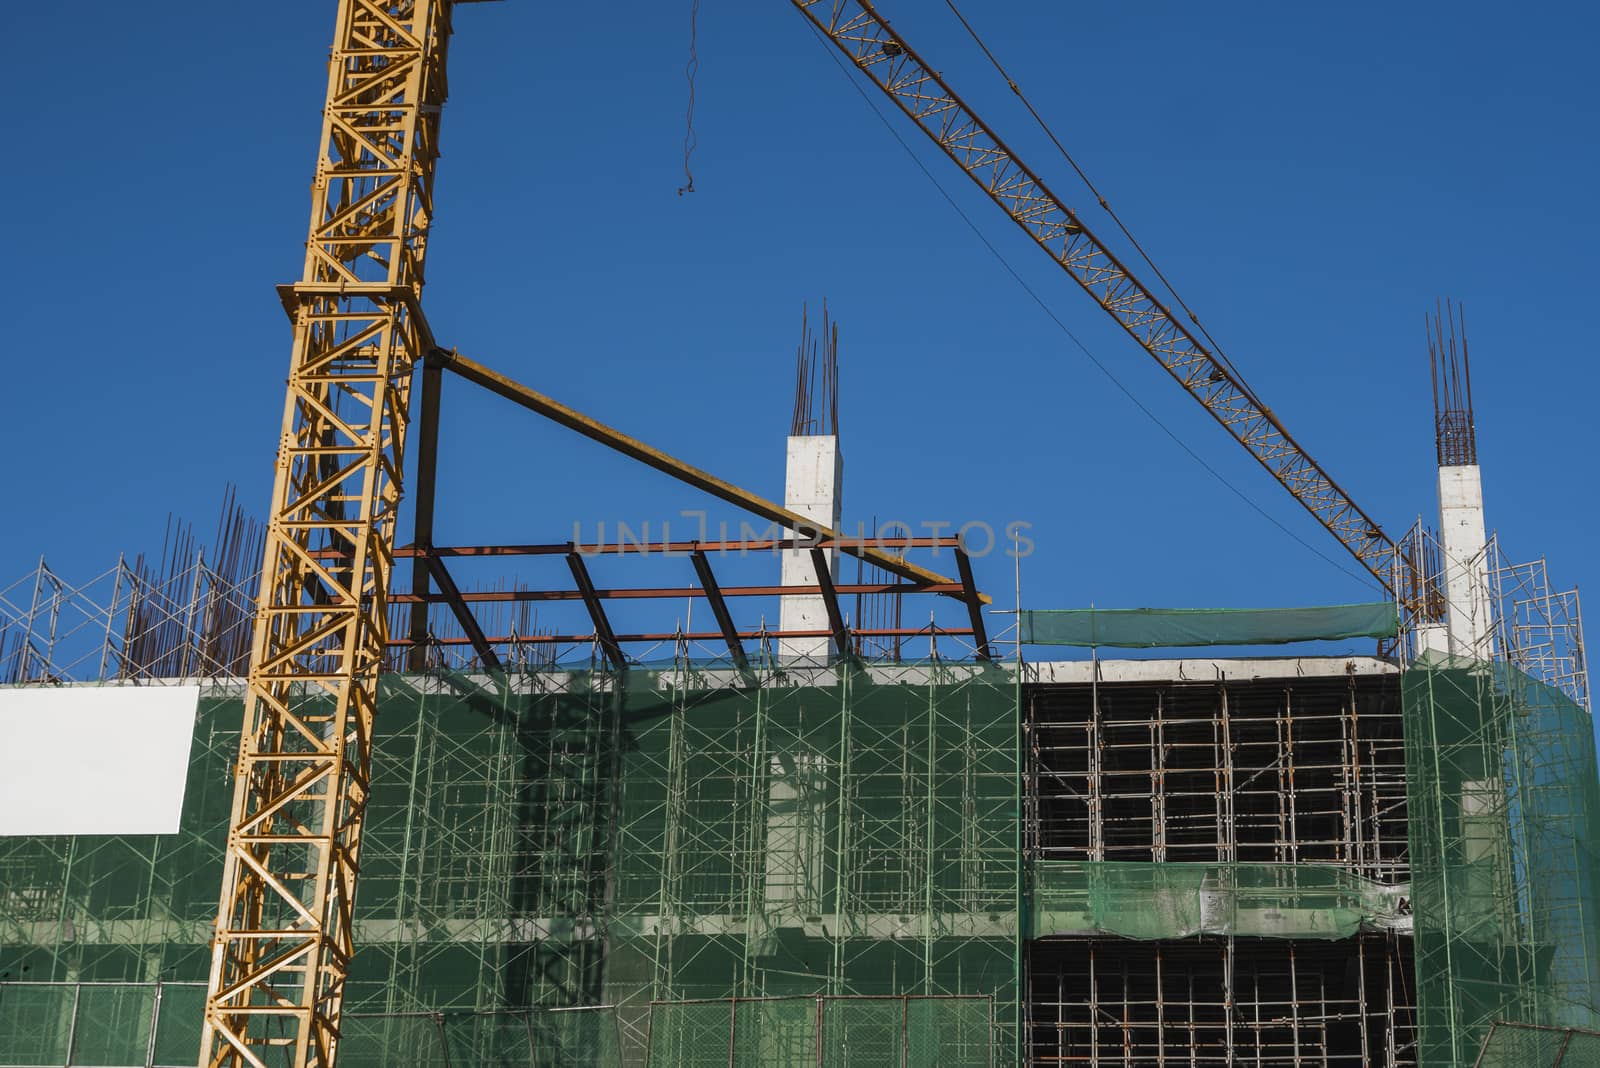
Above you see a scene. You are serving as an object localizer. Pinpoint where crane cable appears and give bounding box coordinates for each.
[678,0,700,195]
[802,19,1377,591]
[939,0,1260,401]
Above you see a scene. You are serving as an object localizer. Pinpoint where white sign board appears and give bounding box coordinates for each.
[0,685,200,836]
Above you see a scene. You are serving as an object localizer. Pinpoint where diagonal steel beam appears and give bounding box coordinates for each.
[566,552,627,671]
[430,348,988,604]
[955,546,992,661]
[425,554,501,672]
[691,551,751,674]
[810,547,853,661]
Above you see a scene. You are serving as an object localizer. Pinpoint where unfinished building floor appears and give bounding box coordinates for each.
[1022,659,1417,1066]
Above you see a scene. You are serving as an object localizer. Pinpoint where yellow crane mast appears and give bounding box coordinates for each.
[201,2,454,1064]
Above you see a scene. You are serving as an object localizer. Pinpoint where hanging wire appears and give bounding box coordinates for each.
[940,0,1258,396]
[678,0,700,195]
[801,20,1377,591]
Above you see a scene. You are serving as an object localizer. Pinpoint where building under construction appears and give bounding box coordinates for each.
[2,3,1599,1068]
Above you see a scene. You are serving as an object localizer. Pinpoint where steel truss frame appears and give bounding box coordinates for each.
[393,349,992,670]
[202,2,453,1064]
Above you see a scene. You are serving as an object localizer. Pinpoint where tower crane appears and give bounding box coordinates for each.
[203,2,1414,1066]
[201,2,455,1064]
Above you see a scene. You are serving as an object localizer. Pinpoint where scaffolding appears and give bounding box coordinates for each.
[0,495,261,686]
[0,658,1018,1066]
[1026,936,1417,1065]
[1400,534,1600,1066]
[1023,665,1419,1065]
[0,982,625,1068]
[1028,671,1410,880]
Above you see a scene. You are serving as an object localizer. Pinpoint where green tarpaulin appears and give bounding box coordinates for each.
[1019,602,1398,648]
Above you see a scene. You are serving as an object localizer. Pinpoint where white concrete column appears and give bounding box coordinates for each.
[1415,623,1452,659]
[1438,464,1495,658]
[779,435,842,663]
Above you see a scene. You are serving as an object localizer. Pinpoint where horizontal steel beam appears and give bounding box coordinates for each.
[379,536,967,558]
[389,625,979,647]
[388,581,962,604]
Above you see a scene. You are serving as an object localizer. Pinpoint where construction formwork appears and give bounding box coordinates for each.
[0,659,1019,1066]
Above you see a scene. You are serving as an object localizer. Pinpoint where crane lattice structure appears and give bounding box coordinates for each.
[201,2,453,1064]
[791,0,1403,597]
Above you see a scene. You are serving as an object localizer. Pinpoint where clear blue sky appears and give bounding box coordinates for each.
[1,3,1595,664]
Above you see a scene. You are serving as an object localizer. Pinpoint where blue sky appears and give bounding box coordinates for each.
[1,2,1595,666]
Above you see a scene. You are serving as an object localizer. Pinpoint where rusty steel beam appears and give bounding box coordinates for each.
[429,348,989,604]
[811,547,853,660]
[382,536,968,557]
[389,625,976,648]
[425,555,502,672]
[314,536,970,560]
[388,580,962,604]
[566,552,626,670]
[691,550,750,674]
[405,361,444,670]
[955,546,991,661]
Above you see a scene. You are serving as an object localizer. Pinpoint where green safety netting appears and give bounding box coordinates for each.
[0,986,627,1068]
[1474,1021,1600,1067]
[1019,602,1399,647]
[1030,861,1409,941]
[644,996,992,1068]
[0,662,1021,1067]
[1404,652,1600,1067]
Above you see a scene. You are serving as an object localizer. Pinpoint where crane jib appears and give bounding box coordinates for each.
[791,0,1397,593]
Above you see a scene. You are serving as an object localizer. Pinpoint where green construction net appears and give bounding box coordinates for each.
[0,985,626,1068]
[1030,861,1409,940]
[1404,652,1600,1067]
[1473,1021,1600,1067]
[0,662,1019,1066]
[1019,602,1399,647]
[643,995,992,1068]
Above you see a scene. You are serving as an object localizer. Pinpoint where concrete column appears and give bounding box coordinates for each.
[1437,464,1494,658]
[1415,623,1452,659]
[779,435,842,663]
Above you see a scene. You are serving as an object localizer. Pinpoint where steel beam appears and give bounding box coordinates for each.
[691,550,751,674]
[405,362,444,670]
[376,536,967,558]
[566,552,626,670]
[387,581,962,604]
[425,554,502,672]
[955,546,992,661]
[811,547,853,660]
[429,348,988,604]
[390,625,975,648]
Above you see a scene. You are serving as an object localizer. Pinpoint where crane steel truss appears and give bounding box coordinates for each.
[201,2,452,1064]
[792,0,1400,593]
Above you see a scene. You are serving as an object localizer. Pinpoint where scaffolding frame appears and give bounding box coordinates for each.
[1026,936,1417,1066]
[1028,672,1410,883]
[1,657,1020,1066]
[1399,531,1600,1066]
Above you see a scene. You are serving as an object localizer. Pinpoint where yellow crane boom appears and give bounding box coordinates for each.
[790,0,1401,595]
[202,2,453,1064]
